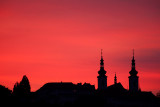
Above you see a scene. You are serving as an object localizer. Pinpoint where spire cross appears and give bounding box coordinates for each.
[133,49,134,57]
[101,49,103,58]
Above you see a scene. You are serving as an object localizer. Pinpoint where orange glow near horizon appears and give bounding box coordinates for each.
[0,0,160,95]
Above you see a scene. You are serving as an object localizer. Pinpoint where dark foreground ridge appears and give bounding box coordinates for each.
[0,79,160,107]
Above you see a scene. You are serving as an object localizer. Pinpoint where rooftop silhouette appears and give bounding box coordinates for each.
[0,50,159,107]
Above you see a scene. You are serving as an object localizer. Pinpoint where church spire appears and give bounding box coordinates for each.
[129,49,139,92]
[98,49,106,75]
[114,72,117,84]
[132,49,135,70]
[97,49,107,90]
[129,49,138,76]
[100,49,104,68]
[100,49,104,69]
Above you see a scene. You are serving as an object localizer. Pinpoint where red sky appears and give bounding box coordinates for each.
[0,0,160,95]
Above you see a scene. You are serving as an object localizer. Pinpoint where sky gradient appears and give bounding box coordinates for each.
[0,0,160,95]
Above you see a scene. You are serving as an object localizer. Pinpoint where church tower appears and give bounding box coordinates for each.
[97,49,107,90]
[114,72,117,84]
[129,50,139,92]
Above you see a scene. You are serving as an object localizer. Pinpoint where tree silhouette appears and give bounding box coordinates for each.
[0,85,12,97]
[0,85,12,105]
[13,75,31,96]
[19,75,31,94]
[13,82,20,95]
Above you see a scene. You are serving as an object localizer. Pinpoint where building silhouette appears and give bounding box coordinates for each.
[97,49,107,90]
[0,50,159,107]
[128,50,139,92]
[13,75,31,96]
[35,82,95,105]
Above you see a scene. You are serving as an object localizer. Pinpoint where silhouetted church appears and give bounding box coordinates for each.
[1,50,159,107]
[97,50,139,92]
[97,49,107,90]
[129,50,139,92]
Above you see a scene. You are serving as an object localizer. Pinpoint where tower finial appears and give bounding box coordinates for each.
[101,49,103,58]
[130,49,138,75]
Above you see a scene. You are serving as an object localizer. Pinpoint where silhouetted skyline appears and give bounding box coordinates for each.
[0,51,159,106]
[0,74,159,107]
[0,0,160,95]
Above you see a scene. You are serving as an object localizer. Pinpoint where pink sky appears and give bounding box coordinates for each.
[0,0,160,95]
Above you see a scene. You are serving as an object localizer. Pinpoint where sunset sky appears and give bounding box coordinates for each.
[0,0,160,95]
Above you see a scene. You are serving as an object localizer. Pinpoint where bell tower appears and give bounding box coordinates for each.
[97,49,107,90]
[129,50,139,92]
